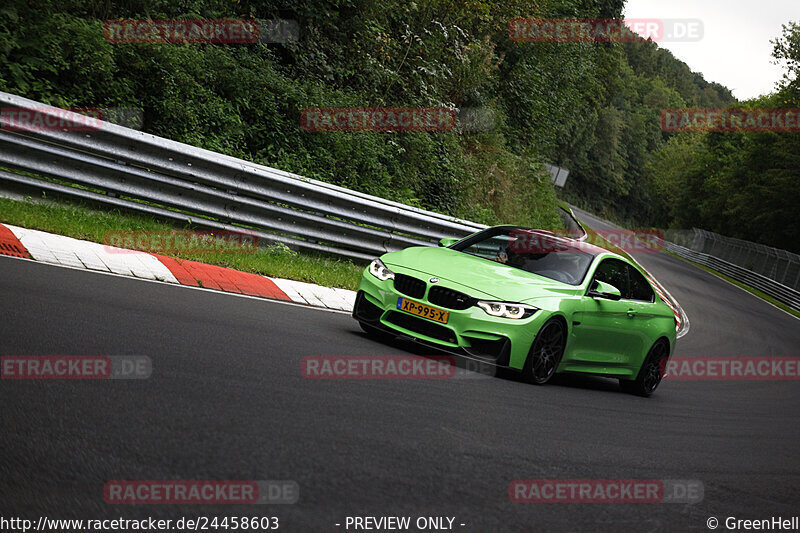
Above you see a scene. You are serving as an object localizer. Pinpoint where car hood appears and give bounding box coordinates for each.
[382,246,580,302]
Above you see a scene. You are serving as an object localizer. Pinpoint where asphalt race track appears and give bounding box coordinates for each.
[2,212,799,532]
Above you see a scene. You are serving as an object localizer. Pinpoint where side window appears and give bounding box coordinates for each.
[627,265,655,302]
[592,259,629,297]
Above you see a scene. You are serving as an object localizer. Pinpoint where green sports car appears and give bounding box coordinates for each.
[352,225,678,396]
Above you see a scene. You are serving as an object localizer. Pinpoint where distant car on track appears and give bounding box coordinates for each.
[352,225,677,396]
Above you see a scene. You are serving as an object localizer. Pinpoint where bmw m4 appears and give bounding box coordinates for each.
[352,225,678,396]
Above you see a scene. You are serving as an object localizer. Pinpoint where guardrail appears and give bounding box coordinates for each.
[0,91,490,262]
[569,206,800,314]
[660,239,800,312]
[693,228,800,291]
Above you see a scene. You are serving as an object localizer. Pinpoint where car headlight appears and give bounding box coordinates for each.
[476,301,538,319]
[368,258,395,281]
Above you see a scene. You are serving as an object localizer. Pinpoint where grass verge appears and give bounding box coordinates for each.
[0,196,364,290]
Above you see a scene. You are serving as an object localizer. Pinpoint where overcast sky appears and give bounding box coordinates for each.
[623,0,797,100]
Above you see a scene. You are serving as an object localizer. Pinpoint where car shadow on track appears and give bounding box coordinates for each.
[349,328,626,395]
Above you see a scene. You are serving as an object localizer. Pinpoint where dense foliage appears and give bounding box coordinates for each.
[644,23,800,252]
[0,1,796,249]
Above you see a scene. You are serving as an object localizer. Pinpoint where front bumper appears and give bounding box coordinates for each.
[353,269,550,370]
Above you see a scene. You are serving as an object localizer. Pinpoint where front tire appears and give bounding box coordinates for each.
[521,318,566,385]
[620,340,669,397]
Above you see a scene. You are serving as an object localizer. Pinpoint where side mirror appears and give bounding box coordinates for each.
[588,280,622,300]
[438,237,460,247]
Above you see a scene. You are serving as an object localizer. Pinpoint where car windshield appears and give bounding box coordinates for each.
[451,226,596,285]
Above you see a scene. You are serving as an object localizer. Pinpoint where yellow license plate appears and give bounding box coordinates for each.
[397,297,449,324]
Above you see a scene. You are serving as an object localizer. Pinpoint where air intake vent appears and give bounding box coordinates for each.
[428,286,476,310]
[386,311,456,343]
[393,273,426,299]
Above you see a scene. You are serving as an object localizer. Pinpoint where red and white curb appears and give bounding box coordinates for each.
[0,222,688,335]
[0,223,356,312]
